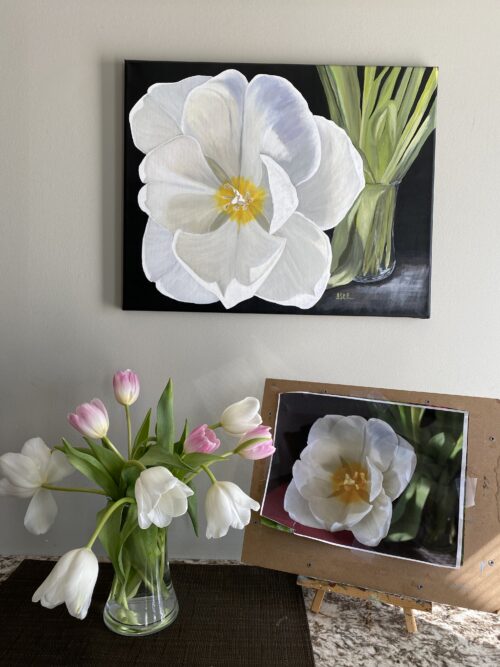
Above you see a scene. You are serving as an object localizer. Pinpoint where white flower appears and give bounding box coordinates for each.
[220,396,262,436]
[205,481,260,539]
[284,415,416,547]
[0,438,74,535]
[130,69,365,309]
[135,466,193,529]
[32,547,99,620]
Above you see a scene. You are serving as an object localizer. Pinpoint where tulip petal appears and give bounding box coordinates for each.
[297,116,365,230]
[383,436,417,500]
[33,550,76,608]
[130,75,210,153]
[0,477,34,498]
[309,494,372,531]
[256,212,332,308]
[182,70,248,179]
[292,459,334,500]
[241,74,321,186]
[173,220,285,309]
[21,437,51,472]
[24,489,58,535]
[142,218,218,304]
[0,453,41,489]
[284,479,325,529]
[220,397,262,435]
[260,155,298,234]
[350,492,393,547]
[45,450,74,484]
[138,136,221,234]
[364,418,400,472]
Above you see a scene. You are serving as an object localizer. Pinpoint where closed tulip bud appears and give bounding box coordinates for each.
[32,547,99,620]
[68,399,109,439]
[220,397,262,436]
[205,481,259,539]
[237,425,275,460]
[113,369,140,406]
[184,425,220,454]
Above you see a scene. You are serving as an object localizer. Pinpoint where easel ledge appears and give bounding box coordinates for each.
[297,575,432,633]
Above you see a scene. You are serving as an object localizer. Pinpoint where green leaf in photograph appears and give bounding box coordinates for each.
[386,475,432,542]
[260,517,294,533]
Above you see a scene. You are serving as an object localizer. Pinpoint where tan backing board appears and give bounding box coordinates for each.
[242,378,500,612]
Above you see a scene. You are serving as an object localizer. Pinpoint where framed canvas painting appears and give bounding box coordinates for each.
[123,61,438,317]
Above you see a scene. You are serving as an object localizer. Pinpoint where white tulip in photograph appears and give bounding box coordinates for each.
[130,69,364,309]
[284,415,417,547]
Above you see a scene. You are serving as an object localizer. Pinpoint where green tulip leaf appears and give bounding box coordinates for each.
[132,408,152,457]
[83,437,124,481]
[186,481,198,537]
[174,419,189,456]
[156,379,175,454]
[97,501,126,580]
[139,445,194,472]
[182,452,227,468]
[60,438,119,498]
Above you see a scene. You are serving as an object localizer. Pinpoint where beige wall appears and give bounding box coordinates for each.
[1,0,499,557]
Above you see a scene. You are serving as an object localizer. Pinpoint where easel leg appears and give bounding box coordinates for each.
[404,609,418,633]
[311,588,325,613]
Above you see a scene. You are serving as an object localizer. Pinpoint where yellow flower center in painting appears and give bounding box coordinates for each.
[331,462,369,504]
[214,177,266,225]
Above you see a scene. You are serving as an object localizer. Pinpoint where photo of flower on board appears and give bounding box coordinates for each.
[260,392,468,568]
[123,62,437,317]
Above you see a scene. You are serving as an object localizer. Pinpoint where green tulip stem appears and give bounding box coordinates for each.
[102,436,125,460]
[207,422,222,430]
[41,484,107,496]
[86,497,136,549]
[125,405,132,459]
[201,464,217,485]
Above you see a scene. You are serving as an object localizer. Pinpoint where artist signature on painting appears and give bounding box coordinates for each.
[336,292,354,301]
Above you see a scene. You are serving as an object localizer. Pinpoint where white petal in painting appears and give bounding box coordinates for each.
[350,491,393,547]
[129,75,210,153]
[241,74,321,186]
[283,479,325,530]
[383,436,417,500]
[297,116,365,230]
[364,418,400,472]
[142,219,218,304]
[256,213,331,309]
[173,220,285,309]
[260,155,298,234]
[306,416,368,467]
[291,459,334,500]
[182,70,248,179]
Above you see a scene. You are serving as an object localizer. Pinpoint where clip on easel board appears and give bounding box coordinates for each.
[242,378,500,628]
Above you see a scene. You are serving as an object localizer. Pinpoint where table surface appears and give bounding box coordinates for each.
[1,556,499,666]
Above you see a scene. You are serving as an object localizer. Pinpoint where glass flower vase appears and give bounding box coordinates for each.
[103,527,178,636]
[352,181,400,283]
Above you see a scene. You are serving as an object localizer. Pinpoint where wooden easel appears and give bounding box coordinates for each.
[297,575,432,633]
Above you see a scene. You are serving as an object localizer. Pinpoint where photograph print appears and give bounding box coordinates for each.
[124,61,438,317]
[260,392,468,568]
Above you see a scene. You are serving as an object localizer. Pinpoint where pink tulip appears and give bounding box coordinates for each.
[68,399,109,439]
[237,425,275,460]
[184,425,220,454]
[113,369,140,406]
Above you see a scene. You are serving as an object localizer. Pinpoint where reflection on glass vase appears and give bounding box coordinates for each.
[352,182,400,283]
[103,527,178,636]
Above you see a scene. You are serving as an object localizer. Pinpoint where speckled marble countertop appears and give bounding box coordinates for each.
[1,556,499,666]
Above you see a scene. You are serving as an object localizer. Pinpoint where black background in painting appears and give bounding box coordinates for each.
[123,61,435,317]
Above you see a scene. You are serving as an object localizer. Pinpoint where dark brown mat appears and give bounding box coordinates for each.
[0,560,314,666]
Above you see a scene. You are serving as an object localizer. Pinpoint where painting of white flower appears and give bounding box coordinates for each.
[128,68,364,309]
[284,415,416,547]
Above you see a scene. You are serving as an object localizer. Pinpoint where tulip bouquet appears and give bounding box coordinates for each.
[0,371,274,635]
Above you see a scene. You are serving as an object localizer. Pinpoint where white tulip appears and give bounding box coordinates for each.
[205,481,260,539]
[284,415,416,547]
[32,548,99,620]
[220,397,262,436]
[131,69,364,309]
[0,438,74,534]
[135,466,193,529]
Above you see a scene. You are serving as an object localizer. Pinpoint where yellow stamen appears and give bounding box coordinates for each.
[214,177,266,225]
[331,461,369,504]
